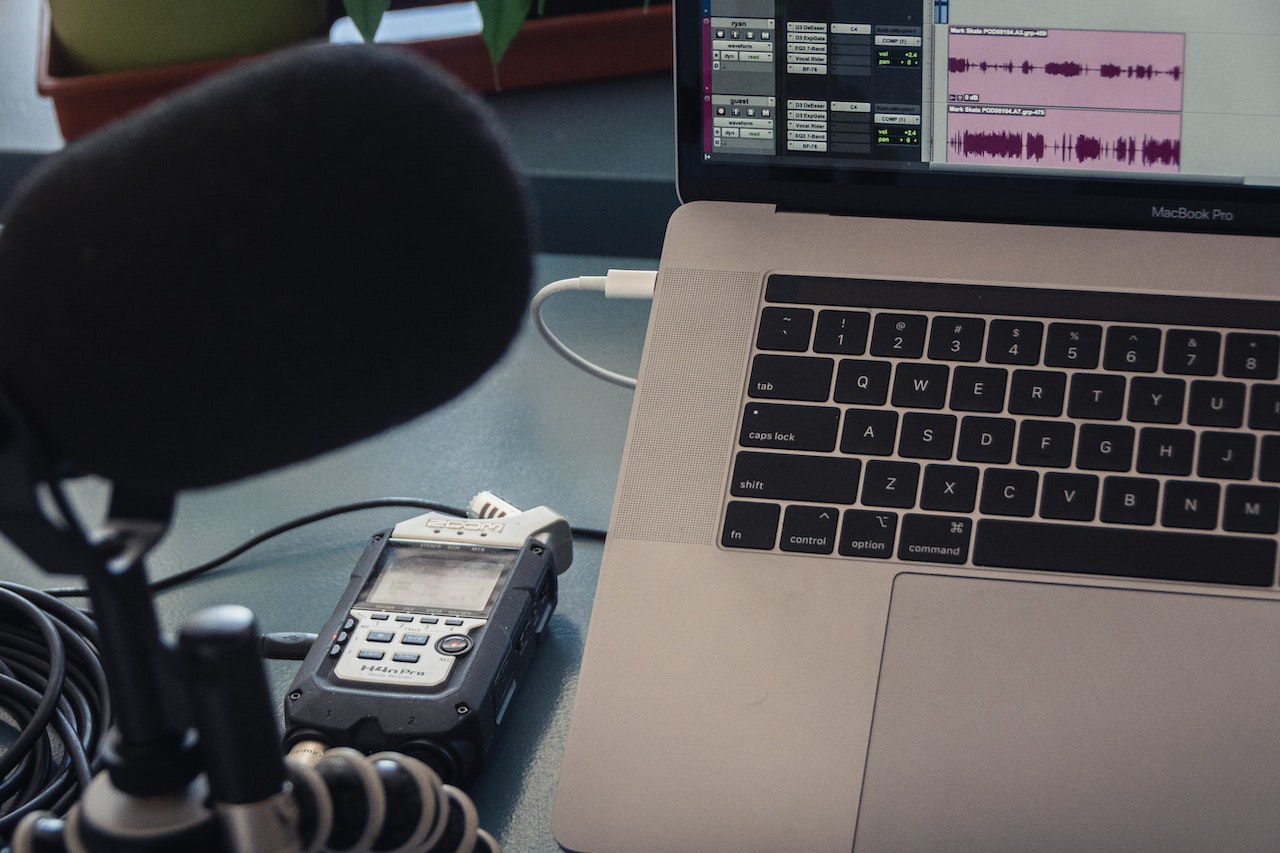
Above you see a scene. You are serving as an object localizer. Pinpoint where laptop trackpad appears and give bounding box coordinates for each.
[854,573,1280,852]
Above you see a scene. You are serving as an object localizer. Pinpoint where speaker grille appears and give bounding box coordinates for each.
[611,267,761,544]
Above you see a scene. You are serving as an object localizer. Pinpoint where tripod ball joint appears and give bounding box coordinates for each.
[10,814,71,853]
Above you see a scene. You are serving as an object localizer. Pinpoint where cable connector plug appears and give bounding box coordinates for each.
[579,269,658,300]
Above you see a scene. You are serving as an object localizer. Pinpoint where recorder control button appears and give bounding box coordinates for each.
[393,653,421,663]
[367,631,395,643]
[445,618,465,626]
[358,650,385,660]
[329,644,342,657]
[370,613,390,620]
[437,635,472,656]
[402,634,429,646]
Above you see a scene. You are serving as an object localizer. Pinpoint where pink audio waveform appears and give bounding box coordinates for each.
[948,129,1181,167]
[945,106,1182,173]
[948,57,1183,82]
[947,28,1185,112]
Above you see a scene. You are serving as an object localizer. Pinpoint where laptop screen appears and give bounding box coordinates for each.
[675,0,1280,236]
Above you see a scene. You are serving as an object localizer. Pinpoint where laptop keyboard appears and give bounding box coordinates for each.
[722,274,1280,587]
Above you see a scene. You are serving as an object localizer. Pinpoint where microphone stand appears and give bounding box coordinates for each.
[0,391,221,850]
[0,391,500,853]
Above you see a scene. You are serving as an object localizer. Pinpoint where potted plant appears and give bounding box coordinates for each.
[37,0,671,140]
[47,0,329,74]
[38,0,329,139]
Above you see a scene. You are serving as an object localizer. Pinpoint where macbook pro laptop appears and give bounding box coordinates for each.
[554,2,1280,850]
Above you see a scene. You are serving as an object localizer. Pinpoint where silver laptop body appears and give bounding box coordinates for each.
[555,2,1280,850]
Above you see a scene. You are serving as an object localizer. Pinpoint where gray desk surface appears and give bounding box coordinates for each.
[0,0,670,848]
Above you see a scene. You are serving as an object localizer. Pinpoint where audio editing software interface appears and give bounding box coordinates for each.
[703,0,1280,185]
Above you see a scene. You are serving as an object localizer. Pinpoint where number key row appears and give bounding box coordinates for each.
[757,306,1279,378]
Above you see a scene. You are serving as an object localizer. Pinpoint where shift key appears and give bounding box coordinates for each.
[731,451,861,504]
[740,403,841,452]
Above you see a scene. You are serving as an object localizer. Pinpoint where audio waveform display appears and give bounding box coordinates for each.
[947,27,1185,112]
[948,57,1182,82]
[945,107,1181,173]
[948,129,1180,167]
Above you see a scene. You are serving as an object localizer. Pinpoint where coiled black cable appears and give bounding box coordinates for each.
[0,582,107,840]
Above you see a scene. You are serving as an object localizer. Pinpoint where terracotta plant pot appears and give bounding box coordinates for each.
[37,3,674,141]
[47,0,329,74]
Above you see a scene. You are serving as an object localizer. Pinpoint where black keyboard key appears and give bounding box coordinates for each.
[1224,332,1280,380]
[1224,485,1280,534]
[1136,428,1195,476]
[891,363,949,409]
[748,354,833,401]
[980,469,1039,517]
[1044,322,1102,369]
[949,366,1008,413]
[813,310,870,354]
[834,359,891,405]
[730,451,862,504]
[1163,329,1220,376]
[862,460,921,508]
[1067,373,1126,420]
[898,413,957,460]
[1127,377,1185,424]
[898,514,972,564]
[1039,473,1099,521]
[870,313,928,358]
[1103,326,1161,373]
[920,464,979,512]
[740,403,840,452]
[973,519,1275,586]
[1197,432,1256,480]
[1161,481,1220,530]
[1076,424,1135,472]
[986,319,1043,365]
[927,316,985,362]
[1016,420,1075,468]
[841,409,898,456]
[1188,380,1246,428]
[757,307,813,352]
[838,509,898,559]
[780,505,839,554]
[1100,476,1159,525]
[1262,436,1280,482]
[722,501,780,549]
[957,416,1016,464]
[1249,385,1280,431]
[1008,370,1066,417]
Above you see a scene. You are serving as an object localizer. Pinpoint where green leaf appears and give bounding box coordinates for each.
[475,0,532,68]
[343,0,391,42]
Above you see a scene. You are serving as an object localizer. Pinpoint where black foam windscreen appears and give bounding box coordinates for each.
[0,44,531,493]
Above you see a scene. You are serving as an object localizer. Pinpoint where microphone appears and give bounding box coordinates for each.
[0,42,532,493]
[0,44,530,852]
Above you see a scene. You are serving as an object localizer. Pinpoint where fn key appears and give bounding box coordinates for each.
[723,501,780,549]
